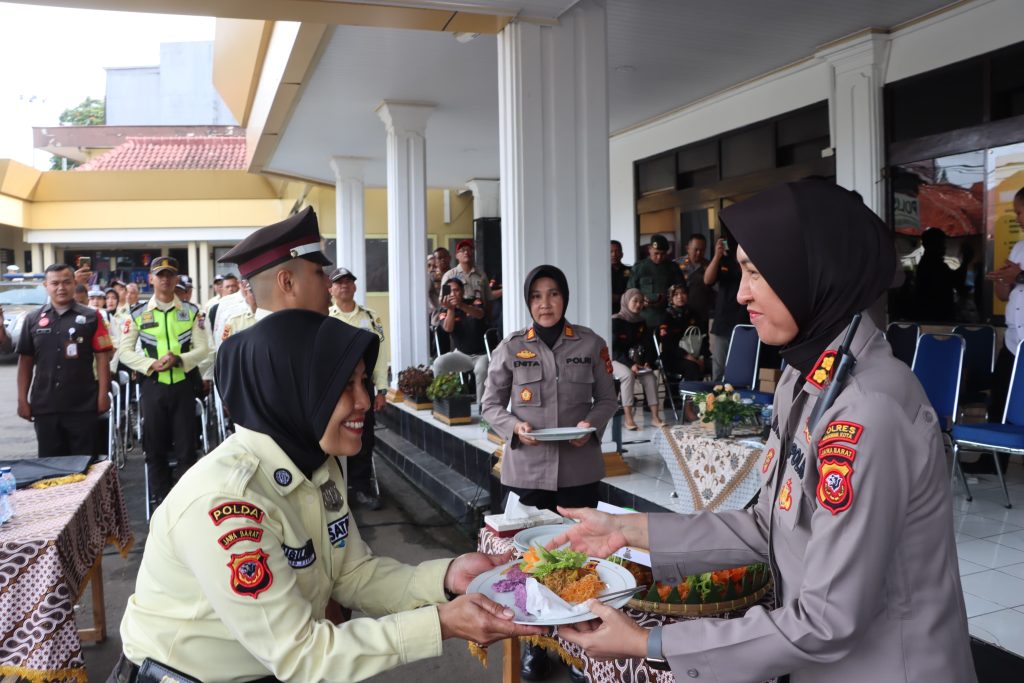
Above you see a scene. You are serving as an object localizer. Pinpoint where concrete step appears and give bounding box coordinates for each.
[375,427,490,534]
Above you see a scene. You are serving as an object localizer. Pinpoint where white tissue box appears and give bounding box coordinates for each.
[484,510,565,537]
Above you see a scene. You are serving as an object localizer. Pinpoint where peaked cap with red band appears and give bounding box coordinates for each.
[219,206,332,279]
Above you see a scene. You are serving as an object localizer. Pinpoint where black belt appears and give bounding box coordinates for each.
[110,654,282,683]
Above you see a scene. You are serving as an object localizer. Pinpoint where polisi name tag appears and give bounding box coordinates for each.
[513,360,540,368]
[281,539,317,568]
[820,421,864,446]
[218,526,264,550]
[328,514,350,548]
[566,357,591,365]
[209,501,265,526]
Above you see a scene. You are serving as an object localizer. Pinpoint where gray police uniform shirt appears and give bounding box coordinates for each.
[481,322,617,491]
[647,316,975,683]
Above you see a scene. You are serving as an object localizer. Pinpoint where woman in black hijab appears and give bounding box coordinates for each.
[553,179,975,683]
[117,309,543,683]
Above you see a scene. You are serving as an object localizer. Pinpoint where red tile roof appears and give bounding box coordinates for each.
[75,136,246,171]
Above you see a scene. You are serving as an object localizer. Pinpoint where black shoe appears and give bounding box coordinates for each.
[568,664,587,683]
[354,490,383,511]
[521,643,551,681]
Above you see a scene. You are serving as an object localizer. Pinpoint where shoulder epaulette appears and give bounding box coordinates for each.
[129,302,148,316]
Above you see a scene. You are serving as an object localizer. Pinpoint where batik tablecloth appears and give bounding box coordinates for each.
[654,422,765,513]
[0,460,134,683]
[478,529,773,683]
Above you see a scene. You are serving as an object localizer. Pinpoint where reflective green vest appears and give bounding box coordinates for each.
[131,301,200,385]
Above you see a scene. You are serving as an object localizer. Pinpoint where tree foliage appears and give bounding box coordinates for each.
[50,97,106,170]
[59,97,105,126]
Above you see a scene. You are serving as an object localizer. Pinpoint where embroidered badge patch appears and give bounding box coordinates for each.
[526,327,536,341]
[218,527,264,550]
[221,324,232,341]
[176,309,191,322]
[817,455,855,515]
[600,346,613,375]
[227,549,273,598]
[209,501,265,526]
[520,387,533,402]
[281,539,317,569]
[761,447,776,474]
[564,324,575,337]
[803,421,811,445]
[806,350,838,389]
[274,468,292,486]
[779,478,793,511]
[327,514,350,548]
[820,421,864,446]
[818,444,856,460]
[515,349,537,359]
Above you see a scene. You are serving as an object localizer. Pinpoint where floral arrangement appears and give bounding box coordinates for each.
[694,384,759,426]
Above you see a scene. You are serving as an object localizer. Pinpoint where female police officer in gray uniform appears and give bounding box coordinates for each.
[113,310,544,683]
[553,179,975,683]
[482,265,618,512]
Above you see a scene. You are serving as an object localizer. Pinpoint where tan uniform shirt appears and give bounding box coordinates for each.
[441,265,491,303]
[329,303,389,392]
[481,323,617,491]
[647,317,975,683]
[120,426,451,683]
[118,296,210,377]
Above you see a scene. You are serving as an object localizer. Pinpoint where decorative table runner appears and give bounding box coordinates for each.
[0,460,134,683]
[478,529,773,683]
[654,423,765,513]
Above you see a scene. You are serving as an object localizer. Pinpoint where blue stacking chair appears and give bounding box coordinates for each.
[953,325,996,412]
[952,341,1024,508]
[886,322,920,368]
[679,324,761,397]
[910,333,966,494]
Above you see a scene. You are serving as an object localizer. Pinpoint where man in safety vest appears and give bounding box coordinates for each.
[120,256,210,507]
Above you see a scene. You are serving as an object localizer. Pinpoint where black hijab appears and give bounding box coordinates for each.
[216,309,379,479]
[524,264,569,348]
[719,178,896,376]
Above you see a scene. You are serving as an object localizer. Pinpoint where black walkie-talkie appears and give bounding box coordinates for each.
[806,313,862,434]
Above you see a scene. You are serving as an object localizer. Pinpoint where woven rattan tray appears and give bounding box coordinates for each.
[627,580,771,617]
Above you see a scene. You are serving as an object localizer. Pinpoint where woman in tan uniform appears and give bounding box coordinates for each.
[553,179,975,683]
[113,310,544,683]
[482,265,617,681]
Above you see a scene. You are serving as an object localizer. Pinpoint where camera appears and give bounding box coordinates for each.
[441,282,453,298]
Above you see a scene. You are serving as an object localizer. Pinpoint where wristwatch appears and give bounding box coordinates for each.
[645,625,670,671]
[1015,271,1024,285]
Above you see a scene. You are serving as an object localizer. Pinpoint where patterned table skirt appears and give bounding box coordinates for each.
[0,461,134,683]
[478,528,774,683]
[653,422,766,512]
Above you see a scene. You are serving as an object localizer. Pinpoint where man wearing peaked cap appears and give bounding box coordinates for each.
[328,266,389,510]
[219,206,332,316]
[119,256,210,508]
[175,275,194,303]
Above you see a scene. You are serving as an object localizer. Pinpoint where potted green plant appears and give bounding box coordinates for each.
[694,384,759,438]
[398,366,434,410]
[427,372,472,425]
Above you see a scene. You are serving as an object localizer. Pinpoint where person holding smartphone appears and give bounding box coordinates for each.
[704,232,749,381]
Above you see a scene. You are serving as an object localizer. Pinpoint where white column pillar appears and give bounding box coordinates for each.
[30,244,42,273]
[465,179,500,219]
[497,0,610,343]
[42,243,55,268]
[198,241,211,306]
[186,240,198,277]
[375,101,434,381]
[329,156,367,305]
[820,33,888,216]
[160,246,170,257]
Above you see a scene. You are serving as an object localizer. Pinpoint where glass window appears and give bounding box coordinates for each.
[889,150,986,324]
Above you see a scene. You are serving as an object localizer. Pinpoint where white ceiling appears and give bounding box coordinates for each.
[268,0,957,188]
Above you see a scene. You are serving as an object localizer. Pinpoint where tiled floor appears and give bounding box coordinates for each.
[602,418,1024,660]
